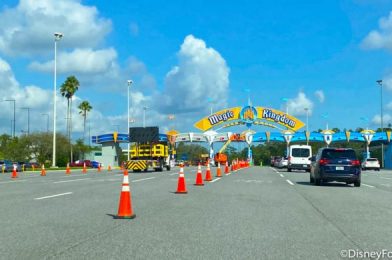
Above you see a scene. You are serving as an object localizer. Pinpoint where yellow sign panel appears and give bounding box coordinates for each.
[194,106,305,132]
[113,132,118,143]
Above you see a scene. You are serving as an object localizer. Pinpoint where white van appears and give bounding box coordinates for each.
[287,145,312,172]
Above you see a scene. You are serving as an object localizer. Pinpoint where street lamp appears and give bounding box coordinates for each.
[52,32,63,167]
[112,124,120,132]
[42,113,49,132]
[21,107,30,135]
[304,107,309,145]
[377,79,384,168]
[4,99,15,138]
[127,79,133,161]
[207,97,214,115]
[143,106,149,128]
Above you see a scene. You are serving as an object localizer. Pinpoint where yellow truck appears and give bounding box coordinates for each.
[126,142,172,172]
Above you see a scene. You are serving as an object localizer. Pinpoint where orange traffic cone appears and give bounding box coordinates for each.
[216,162,222,177]
[116,170,136,219]
[108,164,112,171]
[97,163,101,172]
[194,163,204,186]
[66,163,71,175]
[82,162,87,174]
[11,165,18,178]
[175,165,187,194]
[41,164,46,176]
[225,161,230,175]
[205,161,212,181]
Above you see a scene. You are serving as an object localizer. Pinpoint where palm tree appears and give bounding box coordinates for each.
[78,101,92,144]
[60,76,80,162]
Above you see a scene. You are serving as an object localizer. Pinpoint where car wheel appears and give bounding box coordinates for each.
[314,177,321,186]
[354,180,361,187]
[287,168,292,172]
[310,175,314,183]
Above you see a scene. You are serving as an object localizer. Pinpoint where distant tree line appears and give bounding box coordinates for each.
[0,133,93,167]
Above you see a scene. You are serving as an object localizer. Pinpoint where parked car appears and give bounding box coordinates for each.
[287,145,312,172]
[91,161,101,168]
[273,157,282,167]
[310,147,361,187]
[278,157,288,168]
[70,160,92,167]
[361,158,380,171]
[270,156,280,166]
[0,160,21,172]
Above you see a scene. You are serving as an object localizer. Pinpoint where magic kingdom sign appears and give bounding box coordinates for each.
[194,106,305,132]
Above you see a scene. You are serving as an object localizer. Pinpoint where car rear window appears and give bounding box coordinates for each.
[322,149,356,160]
[367,158,378,162]
[291,148,310,157]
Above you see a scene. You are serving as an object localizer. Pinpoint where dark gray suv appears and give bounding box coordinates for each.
[310,148,361,187]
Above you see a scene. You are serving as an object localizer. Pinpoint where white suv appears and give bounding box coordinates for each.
[361,158,380,171]
[287,145,312,172]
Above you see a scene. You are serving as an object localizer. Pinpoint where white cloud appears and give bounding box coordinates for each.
[159,35,230,114]
[29,48,117,74]
[381,75,392,91]
[362,11,392,51]
[285,91,314,117]
[371,114,392,126]
[314,90,325,103]
[0,0,111,56]
[387,101,392,110]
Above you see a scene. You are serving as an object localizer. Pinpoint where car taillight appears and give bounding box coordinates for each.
[319,158,330,166]
[351,160,360,166]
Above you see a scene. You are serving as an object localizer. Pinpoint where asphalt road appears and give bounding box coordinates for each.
[1,166,392,259]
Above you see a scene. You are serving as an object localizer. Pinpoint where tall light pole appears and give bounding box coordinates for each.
[127,80,133,161]
[4,99,15,138]
[21,107,30,135]
[304,107,309,145]
[143,106,149,128]
[52,32,63,167]
[42,113,49,132]
[377,79,384,168]
[207,97,214,115]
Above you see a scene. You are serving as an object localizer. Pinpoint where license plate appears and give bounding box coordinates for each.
[336,166,344,171]
[303,165,307,167]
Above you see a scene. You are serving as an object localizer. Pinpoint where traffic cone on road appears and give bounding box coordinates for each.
[108,164,112,171]
[175,165,187,194]
[225,161,230,175]
[41,164,46,176]
[82,162,87,174]
[11,165,18,178]
[194,163,204,186]
[205,162,212,182]
[66,163,71,175]
[97,163,101,172]
[116,170,136,219]
[216,162,222,177]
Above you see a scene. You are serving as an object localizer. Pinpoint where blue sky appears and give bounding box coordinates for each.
[1,0,392,140]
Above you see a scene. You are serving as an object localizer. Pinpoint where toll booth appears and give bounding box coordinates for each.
[92,133,129,168]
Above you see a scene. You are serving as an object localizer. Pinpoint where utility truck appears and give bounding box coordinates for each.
[126,127,172,172]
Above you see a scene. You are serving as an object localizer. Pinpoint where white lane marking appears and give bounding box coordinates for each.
[34,192,72,200]
[279,174,284,178]
[0,179,27,184]
[380,177,392,180]
[210,178,221,183]
[132,177,156,182]
[226,172,231,175]
[53,178,91,184]
[362,183,375,188]
[169,172,178,176]
[59,174,89,178]
[286,179,294,185]
[270,167,278,173]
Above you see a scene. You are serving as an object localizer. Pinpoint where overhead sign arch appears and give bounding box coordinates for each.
[194,106,305,132]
